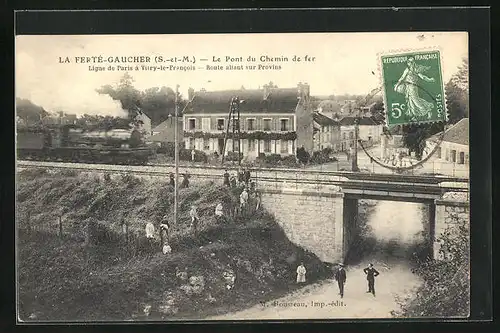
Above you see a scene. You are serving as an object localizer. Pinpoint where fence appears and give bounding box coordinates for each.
[17,190,264,258]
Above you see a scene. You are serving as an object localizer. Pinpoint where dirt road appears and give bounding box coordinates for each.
[209,261,421,320]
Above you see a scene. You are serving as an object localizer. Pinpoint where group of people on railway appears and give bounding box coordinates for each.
[144,166,259,254]
[223,167,252,189]
[169,172,190,189]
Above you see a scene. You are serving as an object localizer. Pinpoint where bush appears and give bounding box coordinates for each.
[296,147,310,164]
[321,147,333,156]
[310,151,329,164]
[393,216,470,317]
[157,142,184,156]
[281,155,298,167]
[179,148,207,163]
[225,151,243,162]
[255,153,284,167]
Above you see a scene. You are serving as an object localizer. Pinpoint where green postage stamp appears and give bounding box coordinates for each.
[380,50,447,126]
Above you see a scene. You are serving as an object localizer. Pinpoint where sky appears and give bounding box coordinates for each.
[16,32,468,117]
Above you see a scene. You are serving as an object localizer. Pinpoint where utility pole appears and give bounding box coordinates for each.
[352,117,360,172]
[236,97,241,166]
[174,85,180,225]
[232,98,236,166]
[222,97,241,165]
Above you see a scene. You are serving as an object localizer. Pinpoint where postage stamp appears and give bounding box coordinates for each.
[380,50,447,126]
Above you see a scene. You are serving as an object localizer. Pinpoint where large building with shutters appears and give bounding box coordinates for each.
[182,82,314,159]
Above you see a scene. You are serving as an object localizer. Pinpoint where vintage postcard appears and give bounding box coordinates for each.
[15,32,470,322]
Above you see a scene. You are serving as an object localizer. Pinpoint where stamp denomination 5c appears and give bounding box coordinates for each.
[380,50,446,126]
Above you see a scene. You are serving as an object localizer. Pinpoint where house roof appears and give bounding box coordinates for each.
[339,116,378,126]
[429,118,469,146]
[361,102,377,110]
[150,117,183,142]
[185,87,300,114]
[151,117,182,131]
[313,112,339,126]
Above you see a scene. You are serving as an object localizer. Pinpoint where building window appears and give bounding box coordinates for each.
[436,146,442,158]
[202,118,210,131]
[188,119,196,130]
[231,119,240,130]
[445,149,449,161]
[280,119,289,131]
[280,140,288,153]
[248,139,256,151]
[451,149,457,163]
[203,138,210,150]
[217,118,225,130]
[459,151,465,164]
[264,140,271,152]
[263,118,272,131]
[247,118,255,131]
[232,140,240,152]
[343,133,346,140]
[189,138,195,149]
[349,132,354,139]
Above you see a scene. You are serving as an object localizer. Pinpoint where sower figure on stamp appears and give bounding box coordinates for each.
[363,263,380,296]
[335,263,347,298]
[394,57,435,120]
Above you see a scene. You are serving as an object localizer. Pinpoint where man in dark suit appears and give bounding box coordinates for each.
[363,263,380,296]
[335,263,347,298]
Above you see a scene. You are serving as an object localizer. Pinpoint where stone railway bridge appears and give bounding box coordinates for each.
[18,161,470,263]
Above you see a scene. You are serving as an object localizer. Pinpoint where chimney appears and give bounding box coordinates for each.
[297,82,310,99]
[263,83,270,100]
[188,87,194,100]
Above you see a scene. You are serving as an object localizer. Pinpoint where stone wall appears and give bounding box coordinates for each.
[433,192,470,260]
[259,187,344,263]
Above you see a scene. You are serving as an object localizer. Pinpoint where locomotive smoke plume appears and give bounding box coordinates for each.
[78,96,128,118]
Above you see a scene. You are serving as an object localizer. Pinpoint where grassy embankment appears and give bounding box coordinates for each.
[17,169,330,321]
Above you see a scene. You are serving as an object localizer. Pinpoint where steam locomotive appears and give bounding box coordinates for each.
[16,125,156,165]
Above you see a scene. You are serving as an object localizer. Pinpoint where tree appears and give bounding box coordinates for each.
[16,98,50,126]
[402,122,444,160]
[445,59,469,124]
[296,147,310,165]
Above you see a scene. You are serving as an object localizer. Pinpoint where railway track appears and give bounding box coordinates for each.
[18,160,469,183]
[17,160,469,194]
